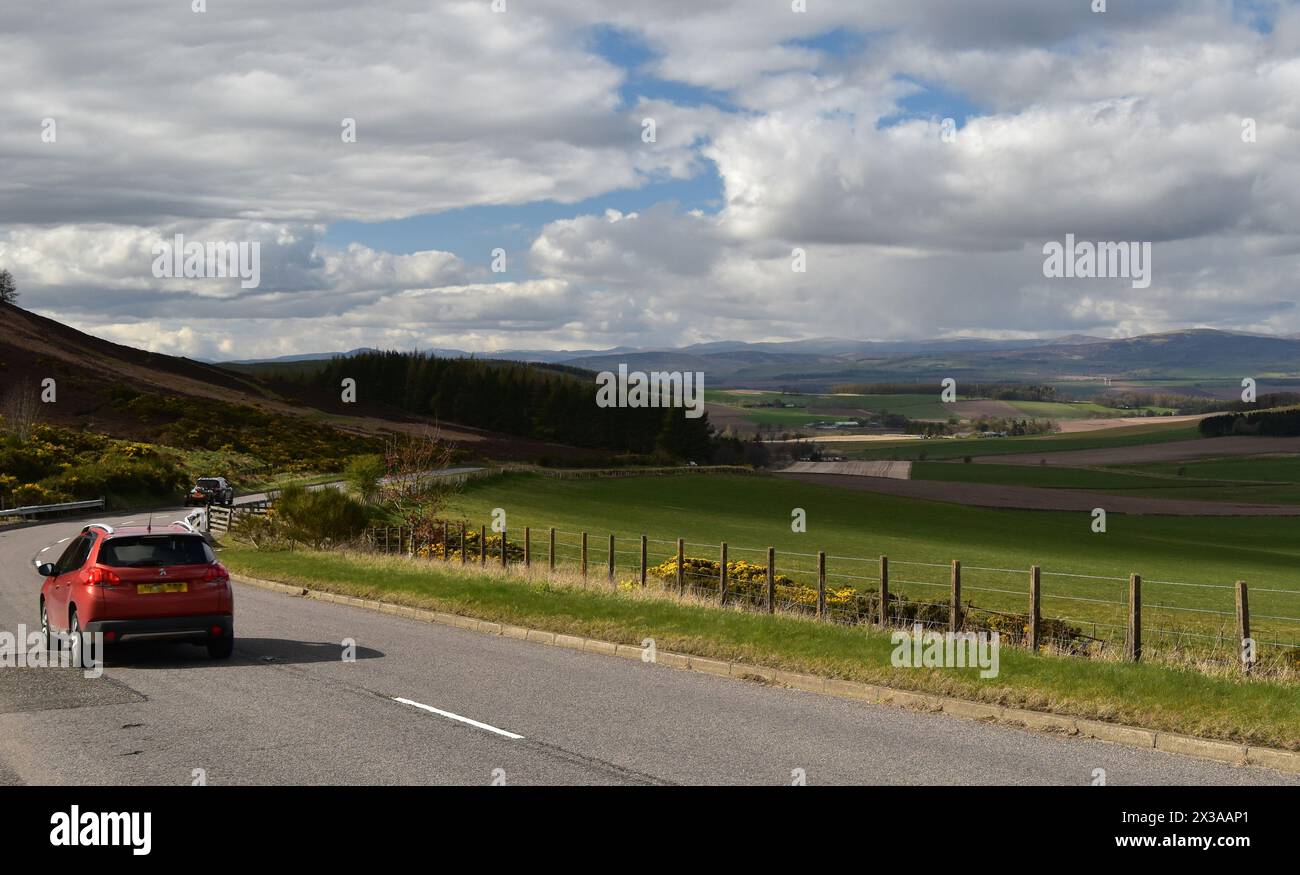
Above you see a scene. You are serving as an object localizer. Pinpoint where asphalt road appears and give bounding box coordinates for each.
[0,510,1295,786]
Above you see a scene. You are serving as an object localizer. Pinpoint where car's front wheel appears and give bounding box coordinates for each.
[39,599,53,653]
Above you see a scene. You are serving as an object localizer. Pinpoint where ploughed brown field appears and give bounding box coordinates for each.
[1053,414,1205,433]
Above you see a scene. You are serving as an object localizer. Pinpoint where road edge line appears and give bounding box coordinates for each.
[230,572,1300,776]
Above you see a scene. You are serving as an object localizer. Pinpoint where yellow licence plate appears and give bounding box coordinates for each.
[137,582,188,594]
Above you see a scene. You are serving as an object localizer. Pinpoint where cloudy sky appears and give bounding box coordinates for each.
[1,0,1296,359]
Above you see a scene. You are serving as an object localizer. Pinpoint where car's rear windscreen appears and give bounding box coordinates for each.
[196,479,221,489]
[99,535,215,567]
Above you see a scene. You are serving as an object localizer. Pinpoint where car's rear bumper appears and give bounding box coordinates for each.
[83,614,232,643]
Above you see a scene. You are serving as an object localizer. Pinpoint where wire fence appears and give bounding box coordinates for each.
[358,521,1300,676]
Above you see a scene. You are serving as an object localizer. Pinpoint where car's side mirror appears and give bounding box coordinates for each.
[37,563,56,577]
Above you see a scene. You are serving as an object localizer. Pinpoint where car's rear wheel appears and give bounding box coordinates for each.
[68,609,82,669]
[207,630,234,660]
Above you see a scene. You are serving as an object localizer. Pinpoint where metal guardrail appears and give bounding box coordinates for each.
[0,497,105,517]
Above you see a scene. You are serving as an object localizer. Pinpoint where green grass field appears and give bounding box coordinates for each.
[829,421,1201,461]
[913,460,1300,505]
[707,390,958,424]
[1005,400,1175,419]
[708,390,1173,428]
[220,545,1300,749]
[912,462,1210,491]
[440,471,1300,656]
[1125,455,1300,481]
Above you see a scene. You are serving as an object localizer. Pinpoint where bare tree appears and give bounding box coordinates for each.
[0,269,17,304]
[377,429,460,548]
[1,379,39,441]
[378,429,456,513]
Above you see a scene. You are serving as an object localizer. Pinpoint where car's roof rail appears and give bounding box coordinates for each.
[83,522,115,535]
[170,519,197,533]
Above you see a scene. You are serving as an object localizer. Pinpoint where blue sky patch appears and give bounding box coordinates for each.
[323,168,724,275]
[877,76,984,129]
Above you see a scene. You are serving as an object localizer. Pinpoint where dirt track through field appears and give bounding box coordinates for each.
[775,472,1300,516]
[974,436,1300,467]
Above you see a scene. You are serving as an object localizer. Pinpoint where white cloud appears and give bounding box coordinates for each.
[2,0,1299,353]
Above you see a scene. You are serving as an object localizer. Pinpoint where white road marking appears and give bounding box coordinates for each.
[393,697,524,740]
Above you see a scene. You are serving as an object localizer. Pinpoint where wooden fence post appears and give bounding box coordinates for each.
[1127,573,1142,662]
[1236,580,1252,675]
[441,522,448,561]
[524,527,531,568]
[460,524,466,565]
[676,538,684,594]
[817,551,826,620]
[548,527,555,571]
[501,528,508,568]
[607,534,615,582]
[766,547,775,614]
[950,560,962,632]
[479,525,486,565]
[1028,565,1041,652]
[640,535,648,587]
[720,542,729,606]
[879,555,889,627]
[581,532,588,577]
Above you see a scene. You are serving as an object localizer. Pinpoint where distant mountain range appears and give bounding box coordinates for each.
[217,329,1300,389]
[214,335,1098,365]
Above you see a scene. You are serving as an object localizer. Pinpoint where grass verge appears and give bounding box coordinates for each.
[220,543,1300,751]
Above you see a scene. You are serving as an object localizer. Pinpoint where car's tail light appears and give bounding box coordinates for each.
[202,563,229,583]
[84,566,121,586]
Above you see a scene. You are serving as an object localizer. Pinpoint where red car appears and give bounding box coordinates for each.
[39,522,234,660]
